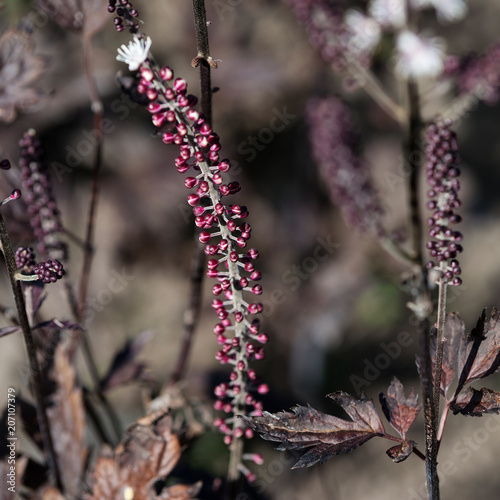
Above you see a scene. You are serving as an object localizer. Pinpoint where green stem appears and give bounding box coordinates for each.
[0,210,62,490]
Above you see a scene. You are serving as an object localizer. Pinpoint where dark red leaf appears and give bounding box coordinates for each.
[86,411,200,500]
[457,308,500,389]
[379,377,421,439]
[386,440,416,463]
[242,392,385,468]
[100,330,155,392]
[450,387,500,416]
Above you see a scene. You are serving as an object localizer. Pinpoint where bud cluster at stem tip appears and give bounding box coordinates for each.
[115,35,269,453]
[425,118,463,286]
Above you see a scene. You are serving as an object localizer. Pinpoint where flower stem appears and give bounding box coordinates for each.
[432,264,448,437]
[0,210,62,491]
[404,77,440,499]
[170,0,213,385]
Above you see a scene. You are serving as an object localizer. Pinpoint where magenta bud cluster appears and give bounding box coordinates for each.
[19,129,67,262]
[108,0,139,33]
[33,259,64,284]
[425,119,463,286]
[15,246,36,271]
[133,54,267,445]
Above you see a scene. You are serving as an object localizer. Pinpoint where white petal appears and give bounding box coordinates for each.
[368,0,406,29]
[394,30,446,79]
[344,10,381,55]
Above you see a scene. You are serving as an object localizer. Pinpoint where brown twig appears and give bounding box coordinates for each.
[67,33,122,444]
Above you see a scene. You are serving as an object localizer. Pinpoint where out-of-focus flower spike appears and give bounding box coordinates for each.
[306,96,385,238]
[19,129,67,261]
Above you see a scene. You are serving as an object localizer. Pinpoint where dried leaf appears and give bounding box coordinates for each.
[379,377,421,439]
[386,440,416,463]
[0,28,47,123]
[242,392,385,468]
[87,411,200,500]
[100,330,155,392]
[46,343,87,497]
[450,387,500,416]
[431,313,465,396]
[457,308,500,388]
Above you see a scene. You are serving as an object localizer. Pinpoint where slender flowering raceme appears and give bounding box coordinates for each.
[19,129,67,262]
[116,36,267,463]
[306,96,385,238]
[425,119,463,286]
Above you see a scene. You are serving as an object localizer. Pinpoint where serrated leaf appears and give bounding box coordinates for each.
[86,411,200,500]
[457,308,500,389]
[379,377,421,439]
[450,387,500,416]
[242,392,385,468]
[386,440,416,463]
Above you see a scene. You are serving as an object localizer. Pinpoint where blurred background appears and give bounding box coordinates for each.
[1,0,500,498]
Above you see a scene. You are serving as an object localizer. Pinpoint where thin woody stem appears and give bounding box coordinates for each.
[69,34,122,444]
[0,210,62,491]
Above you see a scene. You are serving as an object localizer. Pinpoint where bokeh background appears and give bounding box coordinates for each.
[1,0,500,498]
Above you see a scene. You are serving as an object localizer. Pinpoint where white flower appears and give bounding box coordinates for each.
[368,0,406,29]
[411,0,467,23]
[116,36,152,71]
[394,30,446,80]
[344,10,381,56]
